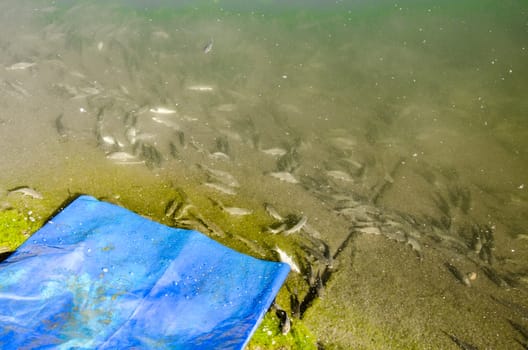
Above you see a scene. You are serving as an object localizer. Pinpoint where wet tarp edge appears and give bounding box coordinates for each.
[0,195,290,349]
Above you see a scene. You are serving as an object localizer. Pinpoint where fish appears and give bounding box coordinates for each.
[274,247,300,273]
[8,187,43,199]
[209,198,252,216]
[6,62,36,70]
[264,203,284,221]
[326,170,354,182]
[442,331,479,350]
[275,309,291,335]
[269,171,299,184]
[445,262,471,287]
[284,215,308,235]
[149,107,177,114]
[105,152,143,165]
[261,147,287,157]
[199,165,239,188]
[209,152,230,161]
[203,182,236,195]
[187,85,214,92]
[215,104,237,112]
[152,116,181,130]
[54,114,67,138]
[203,39,214,54]
[223,206,252,217]
[101,135,117,145]
[265,222,288,234]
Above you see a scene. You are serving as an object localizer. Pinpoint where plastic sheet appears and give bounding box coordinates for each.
[0,195,289,349]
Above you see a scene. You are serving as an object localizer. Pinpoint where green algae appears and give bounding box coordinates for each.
[247,312,317,350]
[0,209,41,252]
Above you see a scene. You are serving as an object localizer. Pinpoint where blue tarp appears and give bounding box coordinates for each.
[0,195,289,349]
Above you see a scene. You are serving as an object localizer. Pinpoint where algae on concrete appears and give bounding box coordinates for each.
[247,311,317,350]
[0,209,42,252]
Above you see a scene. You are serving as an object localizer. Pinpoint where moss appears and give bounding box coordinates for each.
[247,312,317,350]
[0,209,42,252]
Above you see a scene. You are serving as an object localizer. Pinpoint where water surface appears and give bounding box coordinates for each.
[1,1,527,348]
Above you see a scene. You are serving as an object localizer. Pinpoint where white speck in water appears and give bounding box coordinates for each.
[102,267,109,273]
[282,74,287,79]
[519,184,525,189]
[79,107,86,113]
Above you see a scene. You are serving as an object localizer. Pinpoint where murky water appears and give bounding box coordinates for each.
[1,1,527,348]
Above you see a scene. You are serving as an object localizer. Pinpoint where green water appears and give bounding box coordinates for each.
[1,1,527,348]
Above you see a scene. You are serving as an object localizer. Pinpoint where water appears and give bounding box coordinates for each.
[1,0,527,348]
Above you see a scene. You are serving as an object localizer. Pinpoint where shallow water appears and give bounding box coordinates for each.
[1,1,527,348]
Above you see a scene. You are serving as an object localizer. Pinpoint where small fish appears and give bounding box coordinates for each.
[203,39,214,54]
[6,62,36,70]
[187,85,214,92]
[261,147,287,157]
[223,206,252,217]
[264,203,284,221]
[284,215,308,235]
[105,151,142,165]
[8,187,43,199]
[209,152,230,161]
[357,226,382,235]
[55,114,67,138]
[215,104,237,112]
[209,198,252,216]
[269,171,299,184]
[275,309,291,335]
[203,182,236,195]
[199,165,239,188]
[445,262,471,287]
[326,170,354,182]
[165,199,182,217]
[443,331,479,350]
[101,135,117,145]
[152,115,181,130]
[149,107,177,114]
[274,247,300,273]
[406,236,423,258]
[265,222,288,234]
